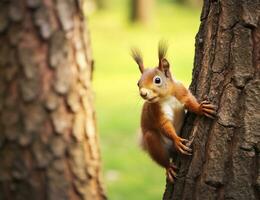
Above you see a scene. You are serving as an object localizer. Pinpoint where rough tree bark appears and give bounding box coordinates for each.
[0,0,106,199]
[164,0,259,199]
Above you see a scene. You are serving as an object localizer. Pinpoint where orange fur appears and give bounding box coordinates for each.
[172,82,201,113]
[132,42,216,182]
[143,130,170,168]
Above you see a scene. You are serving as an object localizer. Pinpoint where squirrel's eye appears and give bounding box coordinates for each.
[153,76,162,86]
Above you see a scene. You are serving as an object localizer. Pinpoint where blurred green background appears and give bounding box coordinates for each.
[87,0,200,199]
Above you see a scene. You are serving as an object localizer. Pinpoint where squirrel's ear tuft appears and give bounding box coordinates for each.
[158,40,170,77]
[131,47,144,73]
[158,40,168,62]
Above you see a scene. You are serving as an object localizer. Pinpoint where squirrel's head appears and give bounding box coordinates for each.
[132,41,173,103]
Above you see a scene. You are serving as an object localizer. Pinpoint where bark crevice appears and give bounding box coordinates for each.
[163,0,260,199]
[0,1,106,199]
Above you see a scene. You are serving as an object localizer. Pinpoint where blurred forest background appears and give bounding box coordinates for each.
[86,0,201,199]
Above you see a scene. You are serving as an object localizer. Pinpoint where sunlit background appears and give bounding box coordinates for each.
[87,0,200,199]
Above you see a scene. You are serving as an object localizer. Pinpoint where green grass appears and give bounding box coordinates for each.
[88,1,200,199]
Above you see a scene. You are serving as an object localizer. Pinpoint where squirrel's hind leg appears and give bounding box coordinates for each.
[142,131,177,182]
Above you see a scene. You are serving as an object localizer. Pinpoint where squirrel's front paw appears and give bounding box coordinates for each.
[174,137,192,155]
[199,100,217,119]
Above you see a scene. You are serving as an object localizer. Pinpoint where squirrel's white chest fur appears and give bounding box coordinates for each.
[160,96,184,121]
[160,96,185,149]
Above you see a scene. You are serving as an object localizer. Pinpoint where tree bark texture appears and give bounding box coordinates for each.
[164,0,260,199]
[0,0,106,199]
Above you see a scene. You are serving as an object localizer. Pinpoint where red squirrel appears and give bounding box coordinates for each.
[131,41,216,182]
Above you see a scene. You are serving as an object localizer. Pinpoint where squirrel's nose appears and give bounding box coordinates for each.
[140,88,148,98]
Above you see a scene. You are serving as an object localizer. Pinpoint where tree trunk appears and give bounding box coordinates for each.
[164,0,259,199]
[131,0,154,24]
[175,0,202,8]
[0,0,106,199]
[95,0,108,10]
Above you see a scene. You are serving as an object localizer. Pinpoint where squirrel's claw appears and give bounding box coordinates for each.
[204,112,216,119]
[179,148,192,156]
[180,138,189,144]
[166,164,177,183]
[174,137,192,155]
[200,101,217,119]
